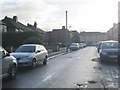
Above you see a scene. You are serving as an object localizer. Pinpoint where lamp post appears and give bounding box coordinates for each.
[66,11,68,29]
[65,11,68,52]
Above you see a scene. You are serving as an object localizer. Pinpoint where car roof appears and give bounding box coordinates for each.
[21,44,43,47]
[101,40,118,43]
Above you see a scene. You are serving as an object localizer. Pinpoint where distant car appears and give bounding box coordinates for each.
[99,40,119,61]
[69,43,79,50]
[0,46,17,79]
[83,43,86,47]
[92,42,97,46]
[11,44,48,68]
[79,43,84,48]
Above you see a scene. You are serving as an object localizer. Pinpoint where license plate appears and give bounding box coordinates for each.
[109,55,117,58]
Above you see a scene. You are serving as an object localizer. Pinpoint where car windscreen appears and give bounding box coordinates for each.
[15,46,35,53]
[101,42,119,49]
[70,43,78,46]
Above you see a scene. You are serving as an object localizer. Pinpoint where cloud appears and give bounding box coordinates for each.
[0,0,119,32]
[1,0,62,30]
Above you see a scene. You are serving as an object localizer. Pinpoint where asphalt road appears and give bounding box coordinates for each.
[2,46,118,89]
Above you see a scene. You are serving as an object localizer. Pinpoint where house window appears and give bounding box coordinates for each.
[1,25,7,32]
[15,29,19,32]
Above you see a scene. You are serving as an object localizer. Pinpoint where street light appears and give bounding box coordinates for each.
[65,11,71,52]
[65,11,68,52]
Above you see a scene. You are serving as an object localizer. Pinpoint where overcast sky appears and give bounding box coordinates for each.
[0,0,119,32]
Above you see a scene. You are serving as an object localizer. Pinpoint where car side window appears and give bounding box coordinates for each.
[36,45,46,52]
[41,46,46,51]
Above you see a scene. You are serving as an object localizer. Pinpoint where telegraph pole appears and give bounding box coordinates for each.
[66,11,68,29]
[118,1,120,43]
[65,11,68,52]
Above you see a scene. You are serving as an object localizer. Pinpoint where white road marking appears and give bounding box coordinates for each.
[33,73,54,88]
[42,73,54,82]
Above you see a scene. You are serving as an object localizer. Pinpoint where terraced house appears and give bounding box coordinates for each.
[1,16,44,33]
[1,16,47,51]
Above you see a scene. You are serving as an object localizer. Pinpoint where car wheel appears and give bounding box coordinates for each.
[100,57,104,62]
[31,59,36,68]
[43,57,47,65]
[9,64,17,79]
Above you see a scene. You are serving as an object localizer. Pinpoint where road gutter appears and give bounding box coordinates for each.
[48,51,68,60]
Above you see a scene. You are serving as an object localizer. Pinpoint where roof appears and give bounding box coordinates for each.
[2,17,34,32]
[80,32,106,35]
[1,16,45,33]
[98,40,118,45]
[101,40,118,43]
[21,44,43,47]
[0,20,6,25]
[27,24,45,34]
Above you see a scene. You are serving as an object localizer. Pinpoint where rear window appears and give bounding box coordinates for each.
[101,42,119,49]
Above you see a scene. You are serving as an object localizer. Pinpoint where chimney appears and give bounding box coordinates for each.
[13,16,18,22]
[27,23,30,26]
[34,21,37,28]
[62,26,65,29]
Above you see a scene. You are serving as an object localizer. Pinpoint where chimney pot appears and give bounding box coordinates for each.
[13,16,18,22]
[62,26,65,29]
[34,21,37,28]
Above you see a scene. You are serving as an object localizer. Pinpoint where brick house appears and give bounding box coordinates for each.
[79,32,107,45]
[47,26,71,46]
[107,23,118,41]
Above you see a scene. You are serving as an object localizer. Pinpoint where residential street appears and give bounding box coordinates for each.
[2,46,118,89]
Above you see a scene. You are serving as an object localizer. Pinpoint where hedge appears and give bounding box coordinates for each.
[2,31,42,50]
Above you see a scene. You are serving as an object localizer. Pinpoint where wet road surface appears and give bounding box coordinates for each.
[2,46,118,89]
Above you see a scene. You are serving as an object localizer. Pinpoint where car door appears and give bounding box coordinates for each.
[41,46,47,59]
[41,46,47,60]
[1,48,10,75]
[35,45,43,61]
[0,50,2,78]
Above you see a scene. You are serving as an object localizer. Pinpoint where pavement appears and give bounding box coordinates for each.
[48,49,67,59]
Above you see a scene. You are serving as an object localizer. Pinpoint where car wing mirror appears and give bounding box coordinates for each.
[6,53,10,56]
[36,50,41,53]
[2,52,10,58]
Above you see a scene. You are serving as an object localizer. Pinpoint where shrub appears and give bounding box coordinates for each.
[23,37,42,44]
[2,31,42,49]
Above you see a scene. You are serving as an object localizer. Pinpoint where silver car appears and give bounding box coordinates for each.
[0,46,17,79]
[69,43,79,51]
[11,44,48,68]
[99,40,120,61]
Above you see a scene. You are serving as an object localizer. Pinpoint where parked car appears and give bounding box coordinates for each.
[11,44,48,68]
[92,42,97,46]
[79,41,86,47]
[0,46,17,79]
[69,43,79,51]
[83,43,86,47]
[99,40,119,61]
[79,43,84,48]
